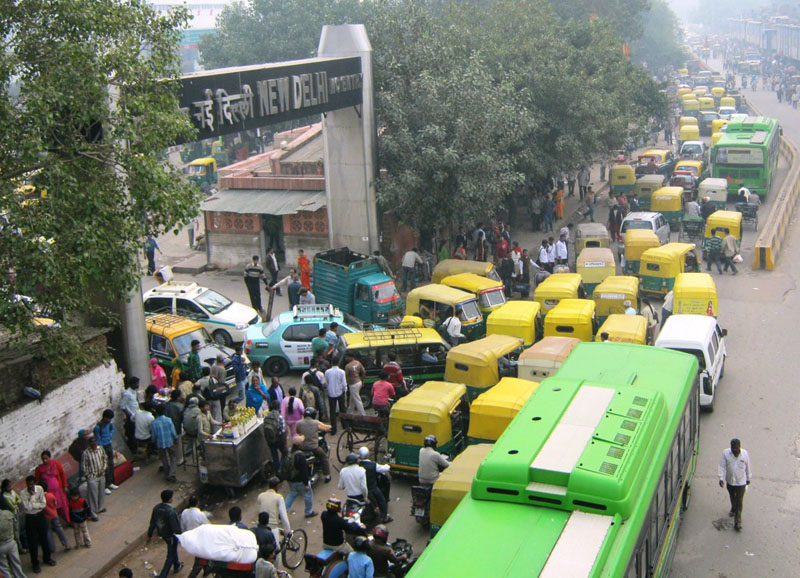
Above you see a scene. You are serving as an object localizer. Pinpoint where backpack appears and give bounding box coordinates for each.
[280,449,299,481]
[300,386,315,410]
[263,411,280,445]
[437,317,453,339]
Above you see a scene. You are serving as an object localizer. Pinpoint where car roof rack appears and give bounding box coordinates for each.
[145,313,194,328]
[152,281,200,294]
[362,327,424,343]
[292,304,339,320]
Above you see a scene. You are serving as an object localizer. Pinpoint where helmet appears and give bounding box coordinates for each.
[358,446,370,459]
[345,452,359,465]
[326,498,342,512]
[372,524,389,541]
[424,434,438,448]
[304,407,317,419]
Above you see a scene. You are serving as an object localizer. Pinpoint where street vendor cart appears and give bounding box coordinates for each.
[199,418,270,497]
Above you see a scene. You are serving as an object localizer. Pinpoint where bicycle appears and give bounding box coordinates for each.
[278,527,308,570]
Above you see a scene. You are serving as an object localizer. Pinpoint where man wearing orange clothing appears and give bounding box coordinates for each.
[297,249,312,290]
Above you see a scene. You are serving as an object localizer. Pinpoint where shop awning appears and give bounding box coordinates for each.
[201,189,327,215]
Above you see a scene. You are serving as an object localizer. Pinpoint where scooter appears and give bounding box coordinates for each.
[410,485,432,527]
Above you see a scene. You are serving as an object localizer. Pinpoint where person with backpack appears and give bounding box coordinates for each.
[296,408,332,483]
[302,361,328,421]
[282,435,317,518]
[263,401,285,473]
[299,374,323,420]
[440,312,464,348]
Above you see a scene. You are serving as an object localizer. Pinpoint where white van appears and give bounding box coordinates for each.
[655,314,727,411]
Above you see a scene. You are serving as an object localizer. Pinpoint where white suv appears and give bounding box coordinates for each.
[619,211,670,259]
[143,282,260,346]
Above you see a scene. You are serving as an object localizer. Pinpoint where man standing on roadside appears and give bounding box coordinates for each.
[719,438,751,531]
[20,475,55,573]
[150,406,179,482]
[324,363,347,435]
[93,409,118,494]
[244,255,266,312]
[81,436,108,517]
[344,352,367,416]
[147,490,183,578]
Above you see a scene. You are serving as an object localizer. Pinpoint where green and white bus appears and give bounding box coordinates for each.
[711,115,780,199]
[408,342,700,578]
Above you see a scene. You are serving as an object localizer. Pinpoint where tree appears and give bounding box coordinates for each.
[547,0,651,42]
[0,0,199,337]
[199,0,367,69]
[631,0,688,73]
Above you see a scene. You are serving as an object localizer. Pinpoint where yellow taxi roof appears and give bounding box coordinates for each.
[518,336,580,362]
[641,242,696,263]
[546,298,596,319]
[430,444,494,526]
[389,381,467,424]
[486,301,540,324]
[596,314,648,342]
[467,378,540,441]
[535,273,583,297]
[577,247,615,266]
[342,327,445,349]
[407,284,476,305]
[674,272,718,296]
[441,272,503,293]
[447,334,524,365]
[145,313,204,339]
[593,275,639,296]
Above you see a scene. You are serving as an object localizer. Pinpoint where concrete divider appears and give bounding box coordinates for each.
[747,97,800,269]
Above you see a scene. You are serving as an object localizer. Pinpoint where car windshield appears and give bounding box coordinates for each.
[682,144,702,155]
[196,290,232,314]
[173,328,212,356]
[479,288,507,308]
[457,300,482,322]
[261,318,281,338]
[372,282,399,303]
[622,220,652,232]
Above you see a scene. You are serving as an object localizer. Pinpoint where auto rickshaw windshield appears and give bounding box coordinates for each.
[479,289,506,309]
[458,301,482,322]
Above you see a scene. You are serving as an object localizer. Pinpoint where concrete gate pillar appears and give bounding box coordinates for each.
[318,25,379,254]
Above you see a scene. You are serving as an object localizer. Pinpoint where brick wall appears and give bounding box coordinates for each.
[0,360,124,482]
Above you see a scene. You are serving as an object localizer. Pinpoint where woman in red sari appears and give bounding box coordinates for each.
[150,357,167,392]
[35,450,70,523]
[297,249,311,290]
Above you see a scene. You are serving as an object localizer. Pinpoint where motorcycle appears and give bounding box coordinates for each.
[303,430,330,485]
[387,538,416,577]
[410,485,432,528]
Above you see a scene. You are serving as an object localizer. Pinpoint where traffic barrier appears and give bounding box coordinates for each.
[751,114,800,269]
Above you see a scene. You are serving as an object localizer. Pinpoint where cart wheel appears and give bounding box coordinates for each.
[282,528,308,569]
[336,430,355,463]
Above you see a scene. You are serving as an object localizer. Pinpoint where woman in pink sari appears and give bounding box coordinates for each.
[34,450,70,523]
[280,387,305,442]
[150,357,168,392]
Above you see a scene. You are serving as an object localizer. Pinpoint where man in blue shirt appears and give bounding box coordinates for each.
[150,405,178,482]
[93,409,118,492]
[232,346,248,402]
[347,536,374,578]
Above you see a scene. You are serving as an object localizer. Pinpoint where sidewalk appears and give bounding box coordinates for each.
[18,460,198,578]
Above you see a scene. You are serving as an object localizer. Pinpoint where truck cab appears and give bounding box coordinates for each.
[354,273,403,325]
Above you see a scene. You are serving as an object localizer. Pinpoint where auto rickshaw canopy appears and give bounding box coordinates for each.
[444,334,524,388]
[720,96,736,108]
[640,243,699,276]
[651,187,684,213]
[675,159,704,176]
[543,298,596,342]
[574,223,610,252]
[517,336,580,370]
[432,260,500,284]
[610,164,636,185]
[596,314,648,344]
[388,381,468,446]
[429,443,494,531]
[467,377,540,442]
[679,116,698,127]
[486,301,540,346]
[705,210,742,240]
[711,86,725,99]
[624,230,661,261]
[534,273,585,312]
[674,272,718,316]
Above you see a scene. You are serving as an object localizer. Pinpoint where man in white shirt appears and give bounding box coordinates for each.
[180,495,210,532]
[338,453,369,501]
[324,364,347,435]
[441,313,465,347]
[538,240,550,272]
[257,477,291,547]
[134,407,155,449]
[546,237,556,267]
[401,248,423,292]
[719,438,751,531]
[555,234,568,265]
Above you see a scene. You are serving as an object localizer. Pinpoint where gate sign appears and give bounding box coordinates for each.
[177,56,363,143]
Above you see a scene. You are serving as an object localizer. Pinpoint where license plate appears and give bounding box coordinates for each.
[414,508,426,517]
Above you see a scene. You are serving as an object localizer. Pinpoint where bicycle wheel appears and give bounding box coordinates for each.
[282,528,308,569]
[336,430,355,463]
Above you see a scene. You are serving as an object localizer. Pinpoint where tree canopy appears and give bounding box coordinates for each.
[0,0,199,336]
[631,0,688,73]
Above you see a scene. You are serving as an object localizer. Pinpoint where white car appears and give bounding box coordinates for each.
[718,106,737,121]
[143,281,260,346]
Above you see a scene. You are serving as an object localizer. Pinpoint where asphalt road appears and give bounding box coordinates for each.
[671,62,800,577]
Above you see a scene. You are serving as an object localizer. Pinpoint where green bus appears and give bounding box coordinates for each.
[408,342,700,578]
[711,115,780,199]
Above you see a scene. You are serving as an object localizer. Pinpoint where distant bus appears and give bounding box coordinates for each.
[408,342,700,578]
[711,115,780,198]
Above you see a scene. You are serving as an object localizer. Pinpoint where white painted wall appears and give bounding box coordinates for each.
[0,360,125,482]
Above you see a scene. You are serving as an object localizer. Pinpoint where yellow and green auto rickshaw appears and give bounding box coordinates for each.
[592,275,640,325]
[677,87,693,99]
[516,336,580,381]
[650,186,684,230]
[444,334,524,402]
[673,272,718,317]
[595,314,647,345]
[574,223,610,255]
[622,230,661,275]
[185,157,218,193]
[681,92,697,104]
[429,443,493,537]
[610,164,636,197]
[711,118,729,135]
[387,381,470,478]
[639,243,701,297]
[634,174,666,211]
[711,86,726,102]
[679,116,698,128]
[675,159,705,179]
[405,284,485,341]
[432,260,501,284]
[697,96,716,112]
[576,247,616,296]
[703,210,742,255]
[534,273,586,314]
[466,377,540,444]
[697,178,728,210]
[720,96,736,109]
[711,131,723,148]
[486,301,541,347]
[682,99,700,119]
[542,298,596,342]
[679,124,700,146]
[441,273,507,317]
